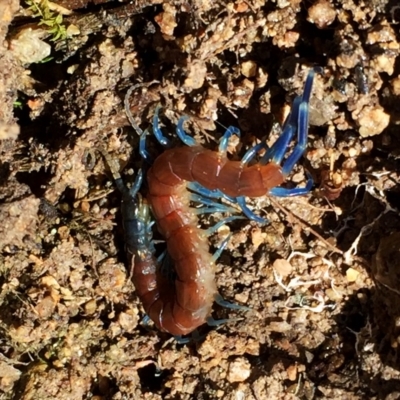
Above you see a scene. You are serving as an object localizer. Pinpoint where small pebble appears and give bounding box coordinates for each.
[84,299,97,315]
[241,60,257,78]
[307,0,336,28]
[346,267,360,282]
[273,258,292,277]
[227,357,251,383]
[154,4,177,36]
[286,364,297,381]
[36,296,56,319]
[356,105,390,137]
[391,75,400,95]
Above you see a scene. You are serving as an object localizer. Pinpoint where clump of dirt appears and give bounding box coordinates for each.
[1,0,400,399]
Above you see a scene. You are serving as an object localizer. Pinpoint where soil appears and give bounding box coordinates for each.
[1,0,400,399]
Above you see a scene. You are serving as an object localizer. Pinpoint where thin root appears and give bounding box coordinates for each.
[343,184,397,265]
[124,81,160,137]
[269,196,343,255]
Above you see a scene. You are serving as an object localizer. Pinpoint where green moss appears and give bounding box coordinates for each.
[25,0,68,42]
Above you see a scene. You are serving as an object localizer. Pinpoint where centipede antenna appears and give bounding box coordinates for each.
[214,293,251,311]
[236,196,267,224]
[176,116,196,147]
[241,142,268,165]
[218,126,241,154]
[205,216,244,236]
[269,171,314,197]
[96,148,131,199]
[124,85,145,137]
[153,105,171,147]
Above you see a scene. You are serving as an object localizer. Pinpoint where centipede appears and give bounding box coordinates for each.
[110,68,319,337]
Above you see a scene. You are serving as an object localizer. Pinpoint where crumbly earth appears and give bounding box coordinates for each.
[1,0,400,399]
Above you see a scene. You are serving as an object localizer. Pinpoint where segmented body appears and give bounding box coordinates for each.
[123,68,319,336]
[137,172,216,335]
[144,148,285,335]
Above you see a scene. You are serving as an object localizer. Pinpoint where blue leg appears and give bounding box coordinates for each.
[269,121,297,165]
[190,192,220,206]
[281,97,302,134]
[115,168,143,200]
[241,142,268,165]
[153,106,171,147]
[302,67,322,101]
[236,197,267,224]
[211,234,231,262]
[190,192,238,212]
[176,116,196,147]
[260,67,320,167]
[142,315,151,324]
[281,68,318,176]
[260,104,298,165]
[174,335,191,344]
[214,293,251,311]
[175,330,205,344]
[280,100,309,176]
[205,216,245,236]
[190,194,237,214]
[187,182,238,204]
[141,315,153,331]
[129,168,144,198]
[139,130,153,163]
[269,172,313,197]
[218,126,241,153]
[188,182,221,199]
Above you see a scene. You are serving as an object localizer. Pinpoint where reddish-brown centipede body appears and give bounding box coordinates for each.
[120,68,319,336]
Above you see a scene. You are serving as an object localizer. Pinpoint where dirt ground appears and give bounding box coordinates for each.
[2,0,400,399]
